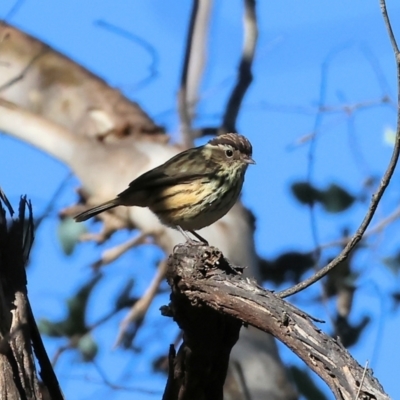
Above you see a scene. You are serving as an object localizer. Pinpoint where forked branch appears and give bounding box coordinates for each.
[163,244,390,400]
[278,0,400,299]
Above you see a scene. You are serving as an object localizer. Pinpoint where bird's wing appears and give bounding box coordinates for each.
[119,147,214,195]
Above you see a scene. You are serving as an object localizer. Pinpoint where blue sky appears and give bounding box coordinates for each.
[1,1,400,399]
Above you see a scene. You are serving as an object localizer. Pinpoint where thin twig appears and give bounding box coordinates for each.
[380,0,400,55]
[91,360,161,393]
[355,360,369,400]
[306,44,356,263]
[35,173,72,230]
[92,231,148,269]
[95,20,159,92]
[1,0,26,21]
[278,1,400,299]
[65,370,162,395]
[114,259,167,348]
[178,0,198,144]
[317,204,400,251]
[51,345,71,368]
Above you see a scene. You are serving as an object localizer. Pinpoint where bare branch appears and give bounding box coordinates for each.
[114,259,167,348]
[95,20,159,92]
[35,173,73,230]
[380,0,400,56]
[0,23,164,140]
[277,0,400,299]
[0,197,64,399]
[221,0,258,133]
[178,0,213,145]
[316,204,400,251]
[165,245,390,400]
[0,99,83,164]
[355,360,370,400]
[92,231,149,270]
[163,247,242,400]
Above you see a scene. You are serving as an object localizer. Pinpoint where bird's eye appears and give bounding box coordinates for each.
[225,149,234,158]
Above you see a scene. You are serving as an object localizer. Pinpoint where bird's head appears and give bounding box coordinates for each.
[206,133,255,168]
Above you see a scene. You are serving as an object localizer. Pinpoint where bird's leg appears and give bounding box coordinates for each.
[177,225,195,243]
[176,226,208,246]
[188,230,209,245]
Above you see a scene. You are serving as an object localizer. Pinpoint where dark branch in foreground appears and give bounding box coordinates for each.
[163,244,389,400]
[0,196,64,399]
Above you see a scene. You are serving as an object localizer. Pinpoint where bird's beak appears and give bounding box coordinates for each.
[243,156,256,165]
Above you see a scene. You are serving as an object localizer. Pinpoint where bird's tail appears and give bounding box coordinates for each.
[74,199,119,222]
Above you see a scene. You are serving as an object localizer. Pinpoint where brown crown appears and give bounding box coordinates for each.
[208,133,253,157]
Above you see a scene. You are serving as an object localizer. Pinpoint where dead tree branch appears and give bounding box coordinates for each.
[164,244,390,400]
[0,196,64,399]
[162,245,242,400]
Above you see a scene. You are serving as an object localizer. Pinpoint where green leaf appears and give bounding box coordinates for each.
[57,217,87,256]
[77,333,98,362]
[291,181,355,213]
[392,292,400,310]
[319,184,355,213]
[38,318,65,337]
[115,278,137,310]
[39,275,102,339]
[63,274,102,336]
[382,253,400,275]
[260,251,315,284]
[291,182,322,205]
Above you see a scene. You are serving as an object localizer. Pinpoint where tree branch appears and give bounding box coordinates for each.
[0,22,164,140]
[0,196,64,399]
[164,244,390,400]
[221,0,258,133]
[162,245,242,400]
[277,0,400,299]
[178,0,213,146]
[0,99,81,164]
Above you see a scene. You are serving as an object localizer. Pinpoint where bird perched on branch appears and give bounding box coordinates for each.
[75,133,255,244]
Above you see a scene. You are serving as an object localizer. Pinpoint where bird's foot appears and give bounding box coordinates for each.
[173,238,205,253]
[188,230,209,246]
[174,227,208,252]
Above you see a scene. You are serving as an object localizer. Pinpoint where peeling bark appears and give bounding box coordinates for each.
[164,244,390,400]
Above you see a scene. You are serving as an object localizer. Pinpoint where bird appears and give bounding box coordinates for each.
[74,132,255,245]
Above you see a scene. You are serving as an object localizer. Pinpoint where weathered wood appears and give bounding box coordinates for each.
[0,198,64,400]
[162,245,242,400]
[164,244,390,400]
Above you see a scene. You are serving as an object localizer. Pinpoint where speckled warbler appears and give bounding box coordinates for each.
[75,133,255,244]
